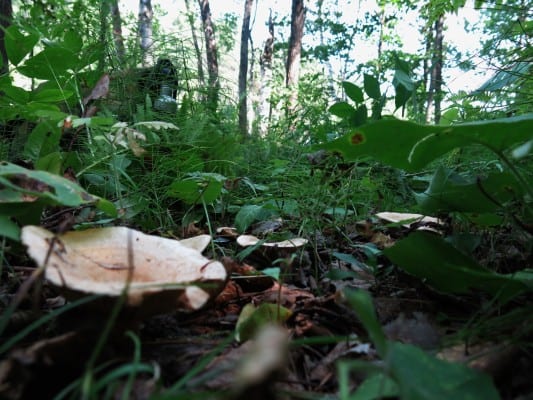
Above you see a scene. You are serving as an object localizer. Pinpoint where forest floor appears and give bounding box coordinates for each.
[0,215,532,399]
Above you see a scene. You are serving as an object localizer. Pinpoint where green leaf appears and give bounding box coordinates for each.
[342,81,364,104]
[394,83,412,111]
[388,342,500,400]
[414,167,524,214]
[4,25,39,66]
[262,267,281,281]
[329,102,356,119]
[35,152,63,174]
[235,204,265,233]
[363,74,381,100]
[23,122,61,161]
[351,373,399,400]
[392,69,414,91]
[343,289,387,356]
[167,180,199,203]
[235,303,291,342]
[0,162,116,218]
[18,47,79,80]
[0,216,21,241]
[32,89,73,103]
[1,85,30,104]
[383,232,529,302]
[63,30,83,53]
[167,176,223,205]
[319,114,533,172]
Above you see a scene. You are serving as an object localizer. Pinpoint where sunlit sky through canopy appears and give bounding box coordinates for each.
[121,0,489,95]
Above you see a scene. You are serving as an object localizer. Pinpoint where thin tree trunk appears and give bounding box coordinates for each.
[422,26,432,123]
[0,0,12,76]
[377,5,385,76]
[258,9,274,135]
[139,0,153,67]
[198,0,219,111]
[285,0,305,113]
[110,0,125,64]
[433,15,444,124]
[425,15,444,124]
[98,0,110,75]
[185,0,205,87]
[238,0,254,136]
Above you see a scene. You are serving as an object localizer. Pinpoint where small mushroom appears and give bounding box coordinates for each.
[375,212,444,233]
[21,226,227,317]
[236,234,308,268]
[237,235,308,249]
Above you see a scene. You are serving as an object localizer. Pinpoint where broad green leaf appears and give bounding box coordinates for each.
[166,180,199,203]
[63,30,83,53]
[0,216,21,241]
[201,179,223,204]
[384,232,529,302]
[4,25,39,66]
[388,342,500,400]
[351,373,399,400]
[342,81,364,104]
[414,167,524,213]
[363,74,381,100]
[23,122,61,161]
[440,108,460,126]
[235,303,291,342]
[343,289,387,356]
[329,102,356,119]
[18,47,79,80]
[167,177,222,205]
[319,115,533,172]
[32,89,73,103]
[262,267,281,281]
[1,85,30,104]
[235,204,265,233]
[394,83,412,111]
[35,152,63,174]
[393,69,414,91]
[0,162,116,217]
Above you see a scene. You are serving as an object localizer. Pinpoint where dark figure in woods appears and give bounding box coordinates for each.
[138,58,179,100]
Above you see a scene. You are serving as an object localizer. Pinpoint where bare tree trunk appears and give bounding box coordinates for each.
[198,0,220,111]
[377,5,385,75]
[185,0,205,87]
[258,9,274,135]
[238,0,254,136]
[433,15,444,124]
[97,0,110,75]
[139,0,153,67]
[0,0,12,75]
[286,0,305,113]
[425,15,444,124]
[110,0,125,64]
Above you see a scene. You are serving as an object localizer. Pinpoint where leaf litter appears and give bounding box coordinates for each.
[0,212,532,399]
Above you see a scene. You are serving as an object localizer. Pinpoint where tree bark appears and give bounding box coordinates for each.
[139,0,153,67]
[0,0,13,75]
[198,0,220,111]
[425,15,444,124]
[185,0,205,87]
[286,0,305,113]
[110,0,125,64]
[238,0,254,136]
[258,9,274,135]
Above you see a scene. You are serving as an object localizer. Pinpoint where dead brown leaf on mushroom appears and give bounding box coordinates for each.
[21,226,227,317]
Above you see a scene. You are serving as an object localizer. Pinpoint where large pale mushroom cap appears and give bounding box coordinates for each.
[21,226,227,316]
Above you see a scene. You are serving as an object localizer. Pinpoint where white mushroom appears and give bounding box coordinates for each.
[21,226,227,316]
